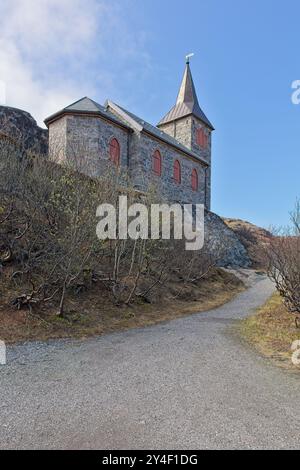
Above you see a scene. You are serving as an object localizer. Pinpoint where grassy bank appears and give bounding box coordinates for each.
[240,293,300,369]
[0,268,244,344]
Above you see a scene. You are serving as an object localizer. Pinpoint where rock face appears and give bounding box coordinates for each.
[223,218,272,268]
[205,211,251,268]
[0,106,48,156]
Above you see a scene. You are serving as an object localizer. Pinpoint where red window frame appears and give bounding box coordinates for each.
[152,150,162,176]
[174,159,181,184]
[191,168,198,191]
[109,138,120,166]
[196,128,208,148]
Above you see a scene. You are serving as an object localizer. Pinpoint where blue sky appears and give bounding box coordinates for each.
[0,0,299,227]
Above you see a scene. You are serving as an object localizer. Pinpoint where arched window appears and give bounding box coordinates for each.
[196,128,208,148]
[152,150,162,176]
[174,159,181,184]
[109,138,120,166]
[191,168,198,191]
[196,128,202,146]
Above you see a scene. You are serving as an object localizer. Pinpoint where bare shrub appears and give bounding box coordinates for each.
[266,202,300,326]
[0,132,226,319]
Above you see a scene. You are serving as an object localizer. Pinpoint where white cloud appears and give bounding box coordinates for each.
[1,0,98,55]
[0,36,81,125]
[0,0,151,126]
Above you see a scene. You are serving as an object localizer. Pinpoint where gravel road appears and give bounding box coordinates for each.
[1,273,299,450]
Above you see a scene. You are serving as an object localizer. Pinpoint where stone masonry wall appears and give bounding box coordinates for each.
[159,116,212,210]
[49,114,209,208]
[48,116,67,163]
[190,117,211,165]
[159,119,192,149]
[129,131,207,206]
[49,114,130,179]
[189,117,212,210]
[66,115,130,178]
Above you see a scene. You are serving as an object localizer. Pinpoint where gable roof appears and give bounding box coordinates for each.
[158,63,214,130]
[106,100,208,166]
[44,97,131,130]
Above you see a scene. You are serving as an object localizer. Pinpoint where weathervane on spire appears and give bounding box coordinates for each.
[185,52,194,64]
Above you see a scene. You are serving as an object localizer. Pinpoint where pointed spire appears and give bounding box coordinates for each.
[176,62,200,108]
[158,61,214,130]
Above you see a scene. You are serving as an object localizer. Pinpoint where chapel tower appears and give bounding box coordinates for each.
[157,58,214,208]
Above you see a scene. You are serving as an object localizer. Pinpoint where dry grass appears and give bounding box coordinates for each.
[240,293,300,369]
[0,268,244,344]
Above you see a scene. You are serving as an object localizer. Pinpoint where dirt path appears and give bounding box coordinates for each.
[1,274,299,450]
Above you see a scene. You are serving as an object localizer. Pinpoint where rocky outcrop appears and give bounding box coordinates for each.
[223,218,272,267]
[0,106,48,156]
[205,211,251,268]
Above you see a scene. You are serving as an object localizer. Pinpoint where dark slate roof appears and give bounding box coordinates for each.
[44,97,131,130]
[109,102,208,166]
[65,97,101,112]
[158,63,214,130]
